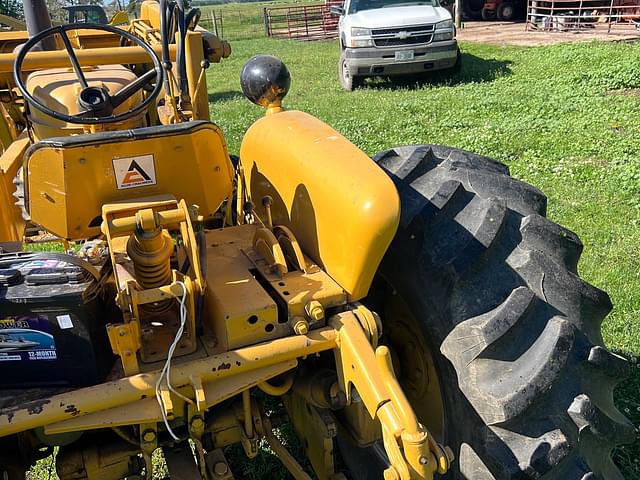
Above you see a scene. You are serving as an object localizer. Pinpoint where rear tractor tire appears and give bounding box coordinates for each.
[359,145,633,479]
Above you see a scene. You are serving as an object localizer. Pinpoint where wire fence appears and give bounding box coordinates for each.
[199,8,268,40]
[198,1,344,40]
[526,0,640,33]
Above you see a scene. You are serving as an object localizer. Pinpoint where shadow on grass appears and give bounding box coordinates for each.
[362,52,512,90]
[208,90,245,103]
[613,350,640,479]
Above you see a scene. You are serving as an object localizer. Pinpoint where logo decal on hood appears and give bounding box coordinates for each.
[113,154,157,189]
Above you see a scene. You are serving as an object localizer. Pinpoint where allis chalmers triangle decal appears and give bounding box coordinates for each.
[112,154,157,190]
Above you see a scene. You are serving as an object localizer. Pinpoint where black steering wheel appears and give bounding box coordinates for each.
[14,23,163,125]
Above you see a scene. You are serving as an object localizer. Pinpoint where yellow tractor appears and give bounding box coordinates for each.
[0,1,632,479]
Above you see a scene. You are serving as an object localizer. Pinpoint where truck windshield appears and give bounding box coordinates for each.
[348,0,438,13]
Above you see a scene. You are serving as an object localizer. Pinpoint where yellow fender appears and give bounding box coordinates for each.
[240,110,400,301]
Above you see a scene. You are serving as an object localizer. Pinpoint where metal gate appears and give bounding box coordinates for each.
[264,1,344,40]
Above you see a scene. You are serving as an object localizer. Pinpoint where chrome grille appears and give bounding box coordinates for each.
[371,24,434,47]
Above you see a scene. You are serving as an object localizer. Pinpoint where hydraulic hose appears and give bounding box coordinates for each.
[174,0,190,105]
[159,0,172,97]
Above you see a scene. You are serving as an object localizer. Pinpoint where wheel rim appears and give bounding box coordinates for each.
[381,289,445,441]
[342,59,351,85]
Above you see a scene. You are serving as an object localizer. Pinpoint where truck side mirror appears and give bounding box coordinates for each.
[330,6,345,15]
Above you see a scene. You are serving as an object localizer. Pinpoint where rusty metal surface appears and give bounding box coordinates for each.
[0,387,73,410]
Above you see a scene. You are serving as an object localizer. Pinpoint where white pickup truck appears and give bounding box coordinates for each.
[331,0,461,90]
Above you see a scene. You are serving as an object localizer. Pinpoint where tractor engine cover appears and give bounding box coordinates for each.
[26,64,144,139]
[0,253,115,387]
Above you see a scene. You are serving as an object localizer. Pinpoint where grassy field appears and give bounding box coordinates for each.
[208,37,640,353]
[204,36,640,477]
[27,37,640,478]
[198,0,323,39]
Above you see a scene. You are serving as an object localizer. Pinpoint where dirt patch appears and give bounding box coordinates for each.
[606,88,640,97]
[458,21,640,46]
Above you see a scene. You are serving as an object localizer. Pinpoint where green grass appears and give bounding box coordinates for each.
[208,37,640,355]
[205,37,640,477]
[27,37,640,478]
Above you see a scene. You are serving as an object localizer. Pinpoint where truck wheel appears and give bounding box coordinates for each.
[497,2,515,20]
[465,0,485,18]
[446,48,462,76]
[481,7,497,19]
[360,145,633,479]
[338,51,363,91]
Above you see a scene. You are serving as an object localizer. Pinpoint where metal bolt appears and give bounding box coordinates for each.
[142,429,156,443]
[305,300,324,322]
[119,328,126,337]
[261,195,273,208]
[213,462,229,476]
[419,455,429,465]
[292,317,309,335]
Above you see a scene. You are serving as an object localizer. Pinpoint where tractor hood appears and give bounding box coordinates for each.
[347,5,451,29]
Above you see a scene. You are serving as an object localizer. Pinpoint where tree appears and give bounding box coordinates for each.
[46,0,70,23]
[0,0,23,18]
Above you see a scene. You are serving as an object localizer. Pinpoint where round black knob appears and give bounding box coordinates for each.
[240,55,290,110]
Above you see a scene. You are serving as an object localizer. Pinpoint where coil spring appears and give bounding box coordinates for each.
[126,228,174,305]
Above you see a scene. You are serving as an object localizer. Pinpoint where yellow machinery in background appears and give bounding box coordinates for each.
[0,0,632,479]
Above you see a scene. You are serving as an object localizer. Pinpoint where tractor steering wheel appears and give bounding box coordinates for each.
[13,23,163,125]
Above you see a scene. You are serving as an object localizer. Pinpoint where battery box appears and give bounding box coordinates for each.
[0,253,116,388]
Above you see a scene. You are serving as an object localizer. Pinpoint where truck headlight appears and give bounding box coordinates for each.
[433,31,454,41]
[349,27,374,47]
[436,20,454,29]
[351,27,372,36]
[433,19,454,41]
[349,38,375,47]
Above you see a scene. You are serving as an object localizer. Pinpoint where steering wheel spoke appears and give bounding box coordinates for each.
[111,68,159,109]
[57,27,89,90]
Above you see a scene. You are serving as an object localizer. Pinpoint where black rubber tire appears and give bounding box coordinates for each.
[366,145,634,479]
[482,7,497,20]
[465,0,486,19]
[338,51,363,91]
[445,48,462,77]
[497,2,515,20]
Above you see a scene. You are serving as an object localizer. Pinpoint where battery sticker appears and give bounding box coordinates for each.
[0,315,57,361]
[56,314,73,330]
